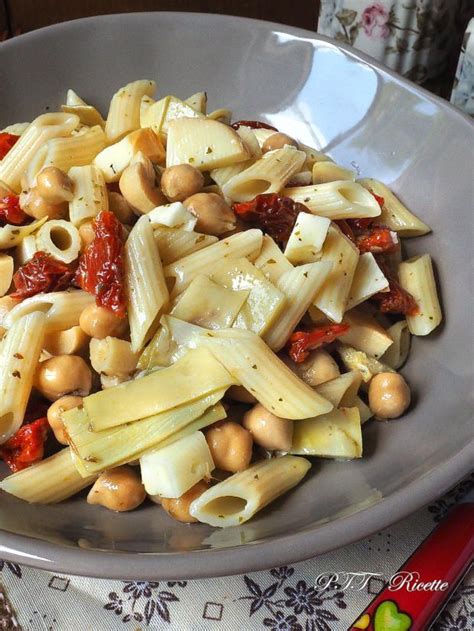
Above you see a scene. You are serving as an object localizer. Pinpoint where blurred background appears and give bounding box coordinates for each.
[1,1,473,110]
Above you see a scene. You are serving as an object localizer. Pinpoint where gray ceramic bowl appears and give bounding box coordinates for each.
[0,13,473,580]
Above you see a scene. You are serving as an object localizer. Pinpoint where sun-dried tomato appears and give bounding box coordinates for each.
[11,251,75,299]
[334,220,356,242]
[74,210,126,317]
[230,120,278,131]
[0,417,49,473]
[347,217,373,232]
[355,225,399,255]
[233,193,307,246]
[372,261,418,316]
[0,132,20,160]
[372,193,385,209]
[0,194,29,226]
[288,323,350,363]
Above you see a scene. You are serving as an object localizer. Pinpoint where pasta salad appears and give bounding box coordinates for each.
[0,81,442,527]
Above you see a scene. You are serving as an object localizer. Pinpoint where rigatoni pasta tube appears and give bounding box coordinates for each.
[313,224,359,323]
[64,394,226,474]
[198,328,333,419]
[283,181,381,220]
[0,311,46,442]
[222,146,306,202]
[358,178,430,237]
[312,161,355,184]
[0,448,96,503]
[164,229,263,295]
[0,113,79,192]
[264,261,332,351]
[105,80,156,142]
[125,216,169,352]
[83,347,235,430]
[68,165,109,227]
[398,254,441,335]
[35,220,81,264]
[290,407,362,459]
[189,455,311,527]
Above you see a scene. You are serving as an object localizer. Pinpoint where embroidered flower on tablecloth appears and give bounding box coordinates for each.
[263,610,303,630]
[271,566,295,586]
[284,581,323,616]
[361,3,391,39]
[103,581,182,626]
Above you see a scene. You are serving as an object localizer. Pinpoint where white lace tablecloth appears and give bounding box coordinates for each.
[0,475,472,631]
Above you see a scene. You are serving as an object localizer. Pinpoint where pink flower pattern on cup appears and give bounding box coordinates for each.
[361,3,390,39]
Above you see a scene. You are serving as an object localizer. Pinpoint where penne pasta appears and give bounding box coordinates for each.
[62,89,106,127]
[83,347,235,430]
[184,91,207,114]
[290,407,362,459]
[171,274,249,329]
[153,226,218,265]
[69,165,108,227]
[125,216,170,352]
[315,371,362,407]
[164,229,263,295]
[358,178,431,236]
[0,448,96,503]
[0,311,46,442]
[398,254,442,335]
[298,143,334,169]
[166,117,250,170]
[346,252,389,311]
[189,455,311,527]
[3,290,94,334]
[264,261,332,351]
[312,161,355,184]
[198,328,333,419]
[381,320,411,369]
[222,146,306,202]
[313,224,359,323]
[0,254,14,297]
[35,219,81,263]
[65,393,226,474]
[283,181,381,220]
[0,217,47,249]
[353,395,373,424]
[253,234,293,284]
[105,80,156,142]
[0,113,79,192]
[15,234,38,265]
[210,258,286,336]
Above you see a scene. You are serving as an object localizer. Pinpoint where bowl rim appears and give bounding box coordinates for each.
[0,11,473,580]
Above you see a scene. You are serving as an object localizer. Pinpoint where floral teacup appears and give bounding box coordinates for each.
[318,0,465,83]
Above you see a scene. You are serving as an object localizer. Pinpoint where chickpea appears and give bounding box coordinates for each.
[287,350,340,387]
[34,355,92,401]
[87,465,146,512]
[242,404,293,451]
[47,395,83,444]
[36,166,74,204]
[161,164,204,202]
[262,132,298,153]
[369,372,411,420]
[79,303,126,339]
[108,191,135,225]
[205,421,253,473]
[184,192,236,236]
[160,480,210,523]
[20,188,67,220]
[78,221,95,249]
